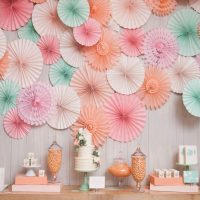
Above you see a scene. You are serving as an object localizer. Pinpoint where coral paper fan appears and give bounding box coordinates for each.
[37,35,61,65]
[47,86,80,129]
[0,52,9,80]
[183,79,200,117]
[137,66,171,110]
[18,20,40,43]
[169,56,200,94]
[104,93,146,142]
[0,0,33,31]
[189,0,200,13]
[145,0,177,16]
[5,39,43,88]
[84,29,120,71]
[72,105,110,147]
[71,65,113,107]
[111,0,151,29]
[30,0,46,3]
[0,29,7,60]
[107,55,144,95]
[60,30,85,68]
[73,18,101,46]
[17,82,55,126]
[0,79,20,115]
[32,0,68,38]
[120,28,145,57]
[88,0,111,26]
[143,28,178,68]
[49,58,75,86]
[57,0,90,27]
[168,9,200,56]
[3,108,31,139]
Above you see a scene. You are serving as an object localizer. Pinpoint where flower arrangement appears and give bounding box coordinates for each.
[93,148,101,167]
[74,128,87,147]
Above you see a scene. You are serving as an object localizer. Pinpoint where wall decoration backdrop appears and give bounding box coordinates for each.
[0,0,200,186]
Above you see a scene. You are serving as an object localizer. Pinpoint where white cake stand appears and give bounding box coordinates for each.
[21,165,41,177]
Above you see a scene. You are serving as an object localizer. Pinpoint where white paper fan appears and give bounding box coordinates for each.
[107,55,145,95]
[60,30,85,68]
[5,39,43,88]
[32,0,68,38]
[190,0,200,13]
[168,56,200,94]
[0,29,7,59]
[47,85,81,129]
[111,0,151,29]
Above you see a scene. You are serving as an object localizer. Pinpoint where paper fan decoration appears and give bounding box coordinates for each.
[17,82,54,126]
[169,56,200,94]
[47,86,80,129]
[57,0,90,27]
[107,55,144,95]
[49,58,75,86]
[108,18,121,33]
[72,105,110,147]
[5,39,43,88]
[168,9,200,56]
[0,79,20,115]
[18,20,40,43]
[0,29,7,60]
[111,0,151,29]
[0,52,9,80]
[3,108,31,139]
[190,0,200,13]
[32,0,68,38]
[30,0,46,3]
[196,54,200,66]
[37,35,61,65]
[183,79,200,117]
[88,0,111,25]
[84,28,120,71]
[60,31,85,68]
[71,65,113,107]
[0,0,33,31]
[143,28,178,68]
[104,93,146,142]
[120,28,145,57]
[137,66,171,110]
[145,0,177,16]
[73,18,101,46]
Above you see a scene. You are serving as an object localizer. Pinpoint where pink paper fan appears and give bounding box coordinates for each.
[72,105,110,147]
[120,28,145,57]
[3,108,31,139]
[37,35,61,65]
[60,30,85,68]
[104,93,146,143]
[17,82,55,126]
[0,0,33,31]
[143,28,178,68]
[73,18,101,46]
[32,0,68,38]
[71,65,113,107]
[0,29,7,60]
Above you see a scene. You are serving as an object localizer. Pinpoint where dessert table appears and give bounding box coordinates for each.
[0,186,199,200]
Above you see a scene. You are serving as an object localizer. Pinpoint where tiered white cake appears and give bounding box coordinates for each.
[75,130,97,172]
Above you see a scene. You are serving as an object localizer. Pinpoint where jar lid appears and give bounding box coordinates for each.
[131,147,146,157]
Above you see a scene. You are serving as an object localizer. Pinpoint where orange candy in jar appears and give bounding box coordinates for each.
[47,141,62,182]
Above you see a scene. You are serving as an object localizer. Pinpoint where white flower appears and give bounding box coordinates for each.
[94,157,100,163]
[78,128,84,134]
[79,136,84,140]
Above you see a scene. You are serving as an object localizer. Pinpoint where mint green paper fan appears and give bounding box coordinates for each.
[49,59,75,86]
[57,0,89,27]
[183,79,200,117]
[168,8,200,56]
[0,79,20,115]
[18,20,40,42]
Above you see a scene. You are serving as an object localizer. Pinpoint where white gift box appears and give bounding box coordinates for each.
[163,169,172,178]
[185,145,198,165]
[155,169,164,178]
[169,169,180,178]
[178,145,185,164]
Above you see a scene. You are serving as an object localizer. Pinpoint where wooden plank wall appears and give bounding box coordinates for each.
[0,0,199,187]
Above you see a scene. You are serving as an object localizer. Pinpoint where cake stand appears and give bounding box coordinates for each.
[21,165,41,176]
[75,169,96,191]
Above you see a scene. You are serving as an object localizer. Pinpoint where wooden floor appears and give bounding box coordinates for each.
[0,186,200,200]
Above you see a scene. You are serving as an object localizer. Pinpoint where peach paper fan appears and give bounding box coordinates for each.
[71,65,113,107]
[145,0,177,16]
[37,35,61,65]
[72,105,110,147]
[0,52,9,80]
[137,66,171,110]
[84,28,120,71]
[104,93,146,143]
